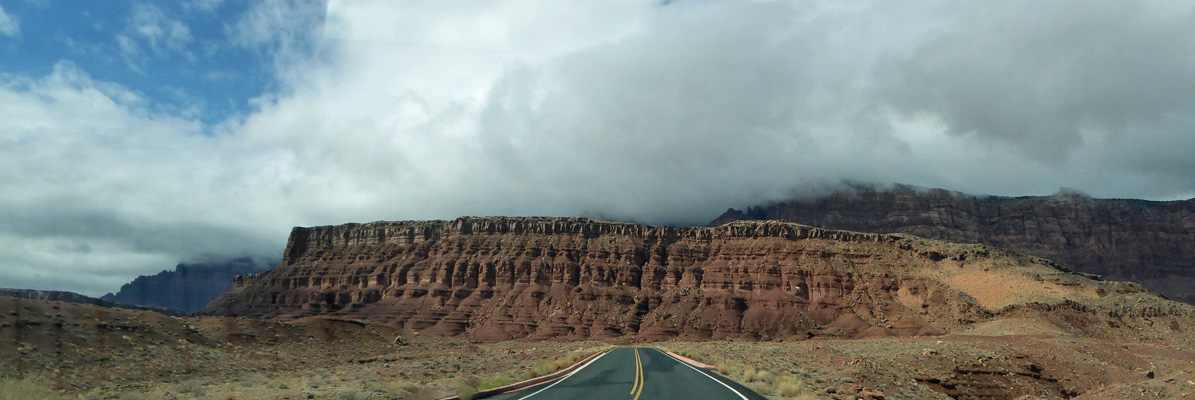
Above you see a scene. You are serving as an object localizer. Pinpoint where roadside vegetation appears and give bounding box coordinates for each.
[0,377,63,400]
[525,344,614,380]
[446,343,612,400]
[660,346,817,400]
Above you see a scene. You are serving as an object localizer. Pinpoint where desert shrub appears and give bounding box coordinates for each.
[0,378,59,400]
[306,377,331,389]
[528,361,555,378]
[777,377,808,398]
[402,386,443,400]
[778,381,799,396]
[459,375,481,389]
[742,366,757,382]
[726,363,743,379]
[756,369,774,384]
[455,384,477,400]
[173,380,206,397]
[106,391,150,400]
[337,389,367,400]
[478,376,512,390]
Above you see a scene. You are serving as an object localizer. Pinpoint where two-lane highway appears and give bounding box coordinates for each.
[490,348,767,400]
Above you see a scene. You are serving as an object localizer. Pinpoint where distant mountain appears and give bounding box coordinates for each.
[709,184,1195,304]
[0,288,186,316]
[102,257,276,314]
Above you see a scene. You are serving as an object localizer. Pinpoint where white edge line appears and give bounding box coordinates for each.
[518,349,614,400]
[656,349,749,400]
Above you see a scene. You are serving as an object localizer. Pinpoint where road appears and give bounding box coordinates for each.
[489,347,768,400]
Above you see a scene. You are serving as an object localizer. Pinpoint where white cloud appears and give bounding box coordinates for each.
[117,3,194,64]
[0,63,280,296]
[4,0,1195,295]
[184,0,227,13]
[0,4,19,37]
[266,0,1195,207]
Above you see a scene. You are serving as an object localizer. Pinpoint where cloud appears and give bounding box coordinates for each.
[0,63,278,295]
[874,1,1195,161]
[0,4,19,37]
[117,3,194,65]
[184,0,228,13]
[4,0,1195,296]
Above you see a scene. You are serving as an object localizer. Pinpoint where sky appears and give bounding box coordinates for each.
[2,0,1194,296]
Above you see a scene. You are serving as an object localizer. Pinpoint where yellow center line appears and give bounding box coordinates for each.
[630,348,641,395]
[632,348,644,400]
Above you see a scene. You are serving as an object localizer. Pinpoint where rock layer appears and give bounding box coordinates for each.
[202,217,1178,341]
[711,185,1195,304]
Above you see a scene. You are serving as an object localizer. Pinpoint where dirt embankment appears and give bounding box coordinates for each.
[1,296,609,399]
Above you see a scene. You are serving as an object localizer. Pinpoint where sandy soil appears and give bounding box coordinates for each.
[663,330,1195,400]
[0,296,609,399]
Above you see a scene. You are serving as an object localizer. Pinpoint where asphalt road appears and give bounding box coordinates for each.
[489,347,768,400]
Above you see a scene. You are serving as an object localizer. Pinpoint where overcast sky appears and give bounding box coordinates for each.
[2,0,1194,296]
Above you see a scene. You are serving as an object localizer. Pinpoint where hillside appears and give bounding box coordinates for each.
[201,217,1192,344]
[0,288,185,316]
[0,295,578,398]
[711,184,1195,304]
[101,257,275,314]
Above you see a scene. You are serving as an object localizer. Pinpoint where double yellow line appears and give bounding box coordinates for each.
[629,348,645,400]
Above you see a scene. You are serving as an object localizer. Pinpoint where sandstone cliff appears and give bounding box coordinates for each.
[102,257,275,314]
[711,185,1195,304]
[202,217,1188,341]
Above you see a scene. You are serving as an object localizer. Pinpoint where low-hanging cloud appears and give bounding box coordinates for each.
[3,0,1195,296]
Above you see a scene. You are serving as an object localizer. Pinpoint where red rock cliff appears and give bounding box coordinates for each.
[201,217,1172,341]
[712,185,1195,304]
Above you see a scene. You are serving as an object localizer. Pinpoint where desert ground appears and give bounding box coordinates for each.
[4,293,1195,400]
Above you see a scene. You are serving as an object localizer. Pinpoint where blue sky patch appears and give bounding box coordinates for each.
[0,0,290,126]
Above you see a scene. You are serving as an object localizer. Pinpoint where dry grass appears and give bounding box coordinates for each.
[0,297,616,399]
[35,340,614,400]
[478,376,513,390]
[0,378,62,400]
[454,384,477,400]
[524,344,613,380]
[663,347,813,399]
[663,334,1195,400]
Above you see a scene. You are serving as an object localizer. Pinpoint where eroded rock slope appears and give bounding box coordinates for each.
[712,185,1195,303]
[202,217,1191,341]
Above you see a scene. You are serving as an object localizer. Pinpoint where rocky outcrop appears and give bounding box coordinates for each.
[102,257,275,314]
[201,217,1177,341]
[710,185,1195,304]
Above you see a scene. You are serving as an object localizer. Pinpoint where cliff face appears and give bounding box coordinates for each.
[710,185,1195,304]
[202,217,1179,341]
[102,257,275,314]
